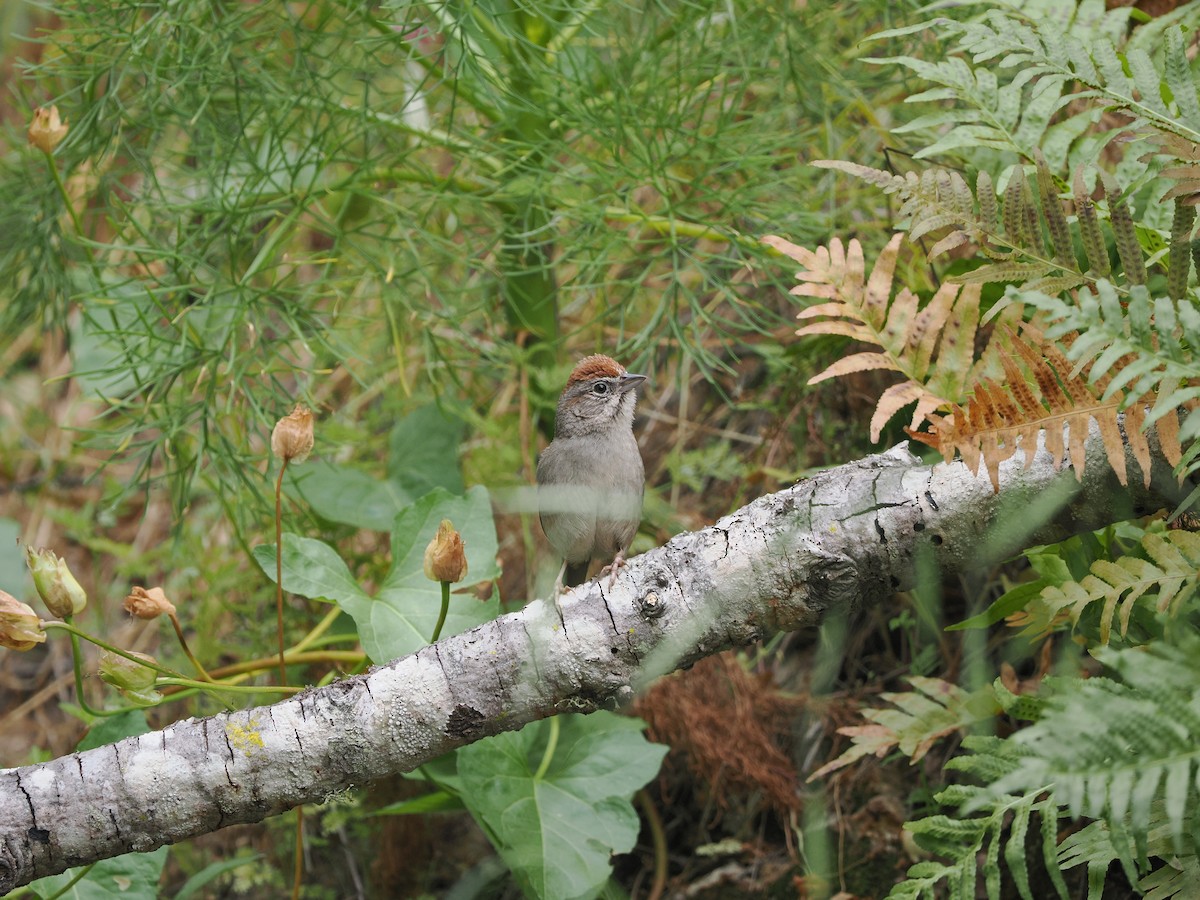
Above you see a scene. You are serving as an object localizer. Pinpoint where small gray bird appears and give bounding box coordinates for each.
[537,354,647,591]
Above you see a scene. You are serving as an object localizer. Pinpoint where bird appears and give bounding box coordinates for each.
[536,354,647,593]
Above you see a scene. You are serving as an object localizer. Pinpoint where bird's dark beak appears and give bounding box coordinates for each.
[618,373,647,393]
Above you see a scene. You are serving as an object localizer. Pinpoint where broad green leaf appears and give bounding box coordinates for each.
[287,460,413,532]
[373,790,466,816]
[457,712,668,900]
[388,405,465,497]
[173,853,263,900]
[948,579,1052,631]
[255,486,499,661]
[77,710,150,752]
[252,536,371,607]
[28,847,169,900]
[286,405,465,531]
[342,485,499,661]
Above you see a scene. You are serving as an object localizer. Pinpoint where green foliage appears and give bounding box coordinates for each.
[254,486,501,662]
[1,0,826,517]
[800,2,1200,897]
[1021,528,1200,645]
[891,640,1200,899]
[26,848,170,900]
[811,155,1143,295]
[869,1,1200,168]
[1017,281,1200,470]
[412,713,668,900]
[999,641,1200,857]
[286,404,466,531]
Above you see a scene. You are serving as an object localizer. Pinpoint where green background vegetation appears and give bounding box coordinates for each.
[3,0,1200,897]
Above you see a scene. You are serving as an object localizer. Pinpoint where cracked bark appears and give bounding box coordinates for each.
[0,426,1190,891]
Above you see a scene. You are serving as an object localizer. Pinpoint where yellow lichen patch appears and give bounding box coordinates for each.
[226,719,265,755]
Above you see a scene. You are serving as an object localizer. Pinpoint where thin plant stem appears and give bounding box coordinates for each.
[275,460,288,687]
[45,621,190,680]
[637,789,668,900]
[44,151,89,255]
[168,612,213,682]
[292,807,304,900]
[204,651,363,682]
[42,862,94,900]
[430,581,451,644]
[274,456,301,900]
[532,715,560,782]
[63,620,104,719]
[156,678,301,695]
[292,606,343,653]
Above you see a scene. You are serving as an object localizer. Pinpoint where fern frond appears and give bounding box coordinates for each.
[872,8,1200,158]
[814,158,1150,294]
[1167,200,1196,302]
[1016,281,1196,468]
[1012,530,1200,645]
[809,677,999,781]
[1103,172,1148,286]
[894,642,1200,900]
[1140,855,1200,900]
[1035,150,1074,266]
[995,639,1200,859]
[763,232,988,440]
[891,734,1069,900]
[1074,166,1111,276]
[909,324,1165,491]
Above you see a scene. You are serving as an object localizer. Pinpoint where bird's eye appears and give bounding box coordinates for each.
[592,381,609,395]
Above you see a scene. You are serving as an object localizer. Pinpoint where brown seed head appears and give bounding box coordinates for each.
[271,403,315,464]
[124,586,177,620]
[28,105,68,153]
[0,590,45,651]
[423,519,468,584]
[566,354,625,388]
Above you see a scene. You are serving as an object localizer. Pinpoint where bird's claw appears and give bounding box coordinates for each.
[599,552,627,589]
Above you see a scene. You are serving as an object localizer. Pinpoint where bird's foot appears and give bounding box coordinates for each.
[552,560,568,620]
[600,552,627,589]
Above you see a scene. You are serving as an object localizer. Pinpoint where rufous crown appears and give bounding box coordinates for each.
[566,354,625,387]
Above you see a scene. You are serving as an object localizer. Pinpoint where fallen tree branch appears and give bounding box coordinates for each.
[0,427,1187,890]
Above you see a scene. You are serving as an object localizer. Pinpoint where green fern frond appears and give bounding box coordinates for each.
[1074,166,1112,276]
[1104,172,1148,286]
[871,7,1200,163]
[891,734,1068,900]
[1140,854,1200,900]
[893,642,1200,899]
[1016,530,1200,645]
[995,639,1200,858]
[1164,28,1200,134]
[809,677,999,780]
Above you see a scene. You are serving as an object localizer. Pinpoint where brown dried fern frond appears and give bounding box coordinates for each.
[762,232,1014,442]
[767,234,1182,493]
[910,326,1182,491]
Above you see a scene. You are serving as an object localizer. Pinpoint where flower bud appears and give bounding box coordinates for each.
[123,586,177,620]
[271,403,315,464]
[99,651,161,705]
[0,591,45,651]
[28,105,68,153]
[25,547,87,618]
[424,519,468,583]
